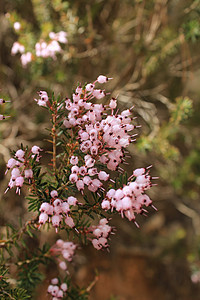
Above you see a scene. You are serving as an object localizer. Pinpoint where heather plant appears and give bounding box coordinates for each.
[0,76,158,299]
[1,0,200,298]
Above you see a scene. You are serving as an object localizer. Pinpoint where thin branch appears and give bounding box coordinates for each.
[85,274,99,293]
[0,219,37,249]
[0,290,16,300]
[51,106,57,176]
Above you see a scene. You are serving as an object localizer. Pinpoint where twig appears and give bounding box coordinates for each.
[0,290,16,300]
[85,274,99,293]
[51,107,57,176]
[0,219,37,249]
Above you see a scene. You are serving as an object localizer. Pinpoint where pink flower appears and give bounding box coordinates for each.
[76,180,84,191]
[39,212,48,225]
[109,98,117,109]
[51,190,58,198]
[69,173,78,183]
[11,168,21,180]
[70,156,78,165]
[24,169,33,179]
[15,149,25,159]
[20,52,32,67]
[67,196,77,206]
[11,42,25,55]
[98,171,109,181]
[65,216,75,228]
[13,22,21,31]
[60,283,67,292]
[51,278,59,285]
[6,158,16,171]
[97,75,112,84]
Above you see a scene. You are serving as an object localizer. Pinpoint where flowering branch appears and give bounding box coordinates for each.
[3,74,158,299]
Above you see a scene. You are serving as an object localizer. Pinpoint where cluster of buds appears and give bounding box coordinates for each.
[102,167,157,224]
[69,155,110,193]
[38,191,77,232]
[47,278,68,299]
[90,218,112,250]
[11,20,68,67]
[5,146,42,194]
[50,239,77,271]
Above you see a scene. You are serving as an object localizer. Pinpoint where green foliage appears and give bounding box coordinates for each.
[66,286,89,300]
[0,267,30,300]
[18,261,44,293]
[137,96,193,160]
[184,19,200,42]
[170,97,193,126]
[114,172,128,189]
[17,243,51,294]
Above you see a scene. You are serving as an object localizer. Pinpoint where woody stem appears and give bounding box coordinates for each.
[52,111,57,176]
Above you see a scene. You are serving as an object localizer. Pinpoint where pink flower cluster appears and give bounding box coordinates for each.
[11,42,32,66]
[5,146,42,194]
[91,218,112,250]
[69,155,110,193]
[11,41,25,55]
[47,278,68,299]
[20,52,32,67]
[38,191,77,232]
[76,108,134,171]
[11,24,68,67]
[50,239,76,271]
[34,91,49,107]
[35,31,67,60]
[35,40,61,59]
[57,75,137,195]
[33,75,157,255]
[34,75,157,229]
[49,31,68,44]
[63,77,135,174]
[102,167,156,223]
[47,239,76,298]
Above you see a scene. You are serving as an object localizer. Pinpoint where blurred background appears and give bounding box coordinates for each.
[1,0,200,299]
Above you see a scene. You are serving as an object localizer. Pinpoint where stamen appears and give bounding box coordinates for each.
[134,221,140,228]
[150,204,157,211]
[146,165,153,169]
[4,187,9,194]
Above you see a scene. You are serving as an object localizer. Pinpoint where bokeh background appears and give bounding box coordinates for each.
[1,0,200,299]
